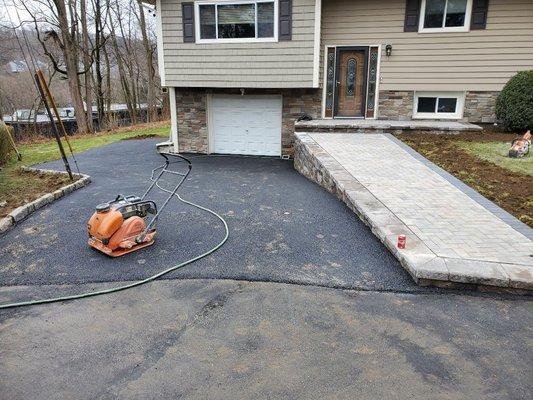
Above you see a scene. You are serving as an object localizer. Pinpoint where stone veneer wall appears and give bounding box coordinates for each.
[174,88,322,155]
[377,90,500,124]
[174,88,500,154]
[175,88,209,153]
[377,91,414,121]
[463,91,500,124]
[281,89,322,154]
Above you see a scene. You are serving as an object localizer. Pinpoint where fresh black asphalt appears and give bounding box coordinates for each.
[1,138,426,292]
[2,139,532,399]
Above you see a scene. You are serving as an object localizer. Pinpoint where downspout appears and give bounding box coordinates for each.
[169,87,179,153]
[155,0,179,152]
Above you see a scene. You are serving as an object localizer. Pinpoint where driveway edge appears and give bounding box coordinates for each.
[293,132,532,293]
[0,167,91,234]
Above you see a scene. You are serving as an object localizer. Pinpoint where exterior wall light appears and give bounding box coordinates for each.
[386,44,393,57]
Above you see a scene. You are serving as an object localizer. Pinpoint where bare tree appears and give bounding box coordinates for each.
[80,0,94,132]
[135,0,155,121]
[18,0,91,133]
[108,0,137,123]
[4,0,162,134]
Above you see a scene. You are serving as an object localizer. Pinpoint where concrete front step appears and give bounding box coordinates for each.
[295,119,482,135]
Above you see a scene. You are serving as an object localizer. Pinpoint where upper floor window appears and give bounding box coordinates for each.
[196,0,277,43]
[419,0,473,33]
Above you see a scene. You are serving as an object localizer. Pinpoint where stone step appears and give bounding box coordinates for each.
[295,119,483,135]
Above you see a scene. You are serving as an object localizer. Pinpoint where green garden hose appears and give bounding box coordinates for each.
[0,193,229,310]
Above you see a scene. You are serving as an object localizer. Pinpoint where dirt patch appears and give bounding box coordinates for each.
[0,169,75,218]
[396,132,533,227]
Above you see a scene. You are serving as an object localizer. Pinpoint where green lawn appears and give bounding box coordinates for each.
[15,123,170,166]
[457,141,532,176]
[1,123,169,217]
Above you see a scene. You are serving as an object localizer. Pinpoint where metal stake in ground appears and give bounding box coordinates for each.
[34,72,73,180]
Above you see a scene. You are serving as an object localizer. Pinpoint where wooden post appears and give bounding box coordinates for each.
[36,70,77,158]
[34,72,73,180]
[4,123,22,161]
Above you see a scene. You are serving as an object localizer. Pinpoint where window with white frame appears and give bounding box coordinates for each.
[413,92,465,119]
[419,0,472,32]
[196,1,276,42]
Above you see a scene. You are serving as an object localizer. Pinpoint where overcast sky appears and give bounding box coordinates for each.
[1,0,157,33]
[1,2,31,26]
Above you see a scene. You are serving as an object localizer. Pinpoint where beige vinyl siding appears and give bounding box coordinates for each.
[321,0,533,91]
[160,0,317,88]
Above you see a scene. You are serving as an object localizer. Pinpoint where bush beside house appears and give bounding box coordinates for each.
[495,70,533,132]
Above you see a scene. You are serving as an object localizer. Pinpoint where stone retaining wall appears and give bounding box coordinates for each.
[0,168,91,234]
[294,132,531,293]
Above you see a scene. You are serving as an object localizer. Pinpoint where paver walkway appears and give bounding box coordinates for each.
[294,133,533,290]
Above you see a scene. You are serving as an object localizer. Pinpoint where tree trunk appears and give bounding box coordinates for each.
[80,0,94,132]
[137,0,156,122]
[54,0,89,134]
[94,0,106,128]
[115,4,138,123]
[103,44,112,123]
[109,18,136,125]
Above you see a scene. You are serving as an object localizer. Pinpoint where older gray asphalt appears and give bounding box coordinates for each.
[0,279,531,399]
[0,138,418,292]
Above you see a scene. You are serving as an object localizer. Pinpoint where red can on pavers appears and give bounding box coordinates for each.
[397,235,406,249]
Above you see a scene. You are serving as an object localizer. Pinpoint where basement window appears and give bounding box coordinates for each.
[196,0,277,43]
[419,0,473,33]
[413,92,465,119]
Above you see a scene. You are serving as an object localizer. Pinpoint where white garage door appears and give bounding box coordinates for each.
[210,95,282,156]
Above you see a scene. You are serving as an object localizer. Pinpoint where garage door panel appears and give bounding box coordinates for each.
[210,95,282,156]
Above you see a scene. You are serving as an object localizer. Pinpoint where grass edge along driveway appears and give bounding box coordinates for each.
[0,122,170,217]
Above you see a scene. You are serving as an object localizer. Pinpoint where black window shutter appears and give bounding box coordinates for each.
[404,0,421,32]
[279,0,292,41]
[182,2,195,43]
[471,0,489,30]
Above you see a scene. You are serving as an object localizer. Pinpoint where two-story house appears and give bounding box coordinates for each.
[152,0,533,156]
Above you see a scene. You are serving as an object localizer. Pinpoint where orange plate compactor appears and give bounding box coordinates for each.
[88,153,191,257]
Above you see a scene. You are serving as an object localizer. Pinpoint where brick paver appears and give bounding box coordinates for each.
[295,133,533,290]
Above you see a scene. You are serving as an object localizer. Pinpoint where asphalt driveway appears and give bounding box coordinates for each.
[1,138,532,399]
[0,138,415,292]
[1,279,532,400]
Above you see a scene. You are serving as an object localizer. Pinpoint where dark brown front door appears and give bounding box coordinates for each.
[334,48,368,117]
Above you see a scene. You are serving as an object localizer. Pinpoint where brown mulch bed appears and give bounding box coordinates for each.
[396,132,533,227]
[0,169,75,218]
